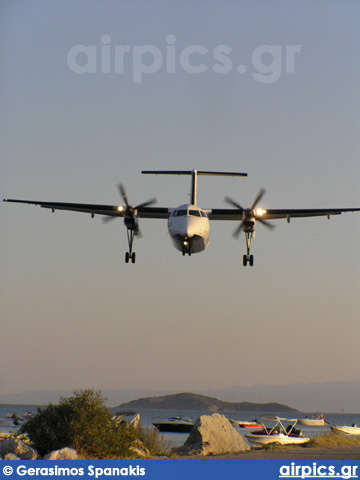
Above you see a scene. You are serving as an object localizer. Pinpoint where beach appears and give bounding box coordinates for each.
[169,446,360,460]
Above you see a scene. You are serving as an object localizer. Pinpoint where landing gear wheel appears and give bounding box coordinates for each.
[243,255,247,267]
[125,252,130,263]
[249,255,254,267]
[131,252,136,264]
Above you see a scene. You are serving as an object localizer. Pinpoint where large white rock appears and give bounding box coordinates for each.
[0,439,39,460]
[178,413,250,456]
[42,448,78,460]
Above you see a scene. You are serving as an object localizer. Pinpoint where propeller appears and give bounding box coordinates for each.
[225,188,275,239]
[103,183,156,226]
[118,184,157,212]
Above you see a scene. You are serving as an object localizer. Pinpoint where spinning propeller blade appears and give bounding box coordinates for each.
[257,217,275,230]
[119,184,129,207]
[250,188,266,211]
[233,221,245,239]
[102,184,157,225]
[224,196,244,212]
[225,188,275,237]
[119,183,156,212]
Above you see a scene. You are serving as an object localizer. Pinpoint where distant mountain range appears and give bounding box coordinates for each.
[0,380,359,412]
[116,392,297,413]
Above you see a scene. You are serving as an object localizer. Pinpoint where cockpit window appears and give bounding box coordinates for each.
[173,209,187,217]
[172,209,207,217]
[189,210,201,217]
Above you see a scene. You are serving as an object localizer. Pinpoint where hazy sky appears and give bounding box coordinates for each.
[1,0,359,398]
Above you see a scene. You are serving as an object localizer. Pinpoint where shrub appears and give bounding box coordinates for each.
[309,433,360,448]
[20,389,136,458]
[134,424,172,455]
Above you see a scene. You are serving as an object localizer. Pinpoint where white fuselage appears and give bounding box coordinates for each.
[167,204,210,254]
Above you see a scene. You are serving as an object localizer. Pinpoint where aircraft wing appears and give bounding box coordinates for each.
[4,199,360,221]
[261,208,360,220]
[2,199,171,219]
[208,207,360,221]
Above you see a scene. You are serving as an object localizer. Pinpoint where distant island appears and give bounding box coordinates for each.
[116,392,298,413]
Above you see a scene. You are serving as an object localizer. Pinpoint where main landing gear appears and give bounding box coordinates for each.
[243,254,254,267]
[243,232,254,267]
[224,189,274,268]
[125,229,136,264]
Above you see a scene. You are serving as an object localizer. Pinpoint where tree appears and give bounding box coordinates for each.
[20,389,136,458]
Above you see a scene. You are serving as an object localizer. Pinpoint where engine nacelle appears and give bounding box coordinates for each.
[124,215,138,233]
[243,218,256,233]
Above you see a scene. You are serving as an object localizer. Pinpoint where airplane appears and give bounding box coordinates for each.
[3,169,360,266]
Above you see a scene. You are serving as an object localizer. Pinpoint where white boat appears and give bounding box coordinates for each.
[245,416,310,448]
[298,413,326,426]
[330,425,360,436]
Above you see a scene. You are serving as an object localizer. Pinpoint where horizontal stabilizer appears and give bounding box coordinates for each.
[142,170,247,177]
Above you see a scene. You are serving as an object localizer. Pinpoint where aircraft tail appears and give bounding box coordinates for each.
[142,169,247,205]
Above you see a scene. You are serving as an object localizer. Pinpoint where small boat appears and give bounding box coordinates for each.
[152,416,194,433]
[229,419,262,429]
[245,415,310,448]
[330,425,360,436]
[298,413,326,426]
[22,412,34,418]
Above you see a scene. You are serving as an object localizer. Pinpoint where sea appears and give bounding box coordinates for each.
[1,404,359,448]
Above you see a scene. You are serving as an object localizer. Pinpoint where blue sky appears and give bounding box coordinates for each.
[1,0,359,398]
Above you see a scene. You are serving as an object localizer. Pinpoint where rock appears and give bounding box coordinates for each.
[42,448,78,460]
[129,439,150,458]
[3,453,20,460]
[177,413,250,456]
[0,438,39,460]
[129,413,140,429]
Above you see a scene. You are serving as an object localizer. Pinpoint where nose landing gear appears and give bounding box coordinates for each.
[182,240,191,256]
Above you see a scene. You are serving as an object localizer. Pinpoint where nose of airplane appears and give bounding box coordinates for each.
[178,218,196,238]
[186,221,196,238]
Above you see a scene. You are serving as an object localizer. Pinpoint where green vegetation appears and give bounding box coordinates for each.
[19,390,139,458]
[135,424,172,455]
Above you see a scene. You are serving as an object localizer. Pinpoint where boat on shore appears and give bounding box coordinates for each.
[245,416,310,448]
[153,416,194,433]
[298,413,326,426]
[229,419,262,429]
[330,425,360,435]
